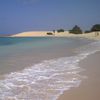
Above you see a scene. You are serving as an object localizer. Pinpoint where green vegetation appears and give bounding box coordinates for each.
[84,30,91,33]
[50,24,100,35]
[91,24,100,32]
[57,29,64,33]
[69,25,82,34]
[84,24,100,34]
[47,32,53,35]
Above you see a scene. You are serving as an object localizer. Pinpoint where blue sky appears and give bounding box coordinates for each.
[0,0,100,34]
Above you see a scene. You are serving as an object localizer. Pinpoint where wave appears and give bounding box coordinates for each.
[0,41,100,100]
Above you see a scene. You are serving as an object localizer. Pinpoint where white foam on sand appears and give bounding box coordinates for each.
[0,41,100,100]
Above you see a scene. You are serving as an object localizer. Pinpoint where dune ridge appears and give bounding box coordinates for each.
[11,31,100,40]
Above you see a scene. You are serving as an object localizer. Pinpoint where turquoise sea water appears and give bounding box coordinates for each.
[0,37,92,74]
[0,37,100,100]
[0,37,92,58]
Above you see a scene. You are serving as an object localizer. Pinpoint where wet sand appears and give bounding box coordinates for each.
[58,51,100,100]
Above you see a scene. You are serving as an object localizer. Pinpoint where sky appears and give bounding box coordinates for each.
[0,0,100,34]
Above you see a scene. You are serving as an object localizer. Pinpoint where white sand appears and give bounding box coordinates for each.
[11,31,52,37]
[11,31,100,40]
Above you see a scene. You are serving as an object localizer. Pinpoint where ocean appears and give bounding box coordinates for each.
[0,37,100,100]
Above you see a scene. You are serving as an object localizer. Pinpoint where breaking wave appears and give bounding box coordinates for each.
[0,41,100,100]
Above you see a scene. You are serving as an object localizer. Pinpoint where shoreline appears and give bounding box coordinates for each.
[1,37,89,75]
[0,34,100,99]
[58,51,100,100]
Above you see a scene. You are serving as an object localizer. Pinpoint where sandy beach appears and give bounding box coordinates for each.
[58,51,100,100]
[0,0,100,99]
[10,31,100,100]
[1,32,100,100]
[11,31,100,40]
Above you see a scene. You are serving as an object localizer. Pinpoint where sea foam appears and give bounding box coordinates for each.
[0,41,100,100]
[0,54,87,100]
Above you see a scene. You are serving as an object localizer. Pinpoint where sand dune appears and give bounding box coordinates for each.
[11,31,50,37]
[11,31,100,40]
[68,32,100,40]
[11,31,70,37]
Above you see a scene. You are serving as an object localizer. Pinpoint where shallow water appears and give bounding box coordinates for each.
[0,37,99,100]
[0,37,92,75]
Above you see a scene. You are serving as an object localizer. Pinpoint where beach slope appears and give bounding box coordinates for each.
[58,51,100,100]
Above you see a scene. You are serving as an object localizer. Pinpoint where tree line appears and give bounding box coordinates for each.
[69,24,100,34]
[57,24,100,34]
[47,24,100,35]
